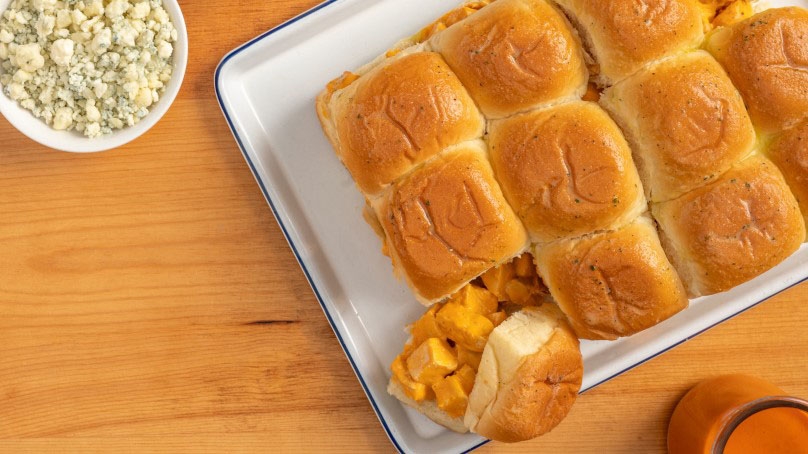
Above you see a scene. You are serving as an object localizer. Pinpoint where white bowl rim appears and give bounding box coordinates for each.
[0,0,188,153]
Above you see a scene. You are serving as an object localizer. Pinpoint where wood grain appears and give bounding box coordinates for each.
[0,1,806,452]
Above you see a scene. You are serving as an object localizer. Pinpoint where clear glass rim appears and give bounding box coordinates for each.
[711,395,808,453]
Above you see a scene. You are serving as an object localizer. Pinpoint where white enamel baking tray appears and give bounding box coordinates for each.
[215,1,808,452]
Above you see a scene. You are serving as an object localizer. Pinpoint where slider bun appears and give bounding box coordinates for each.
[705,8,808,133]
[488,101,646,243]
[766,120,808,233]
[386,305,581,441]
[535,216,688,340]
[320,51,484,196]
[553,0,705,84]
[373,141,529,304]
[601,51,755,203]
[465,304,582,442]
[430,0,587,118]
[653,155,806,297]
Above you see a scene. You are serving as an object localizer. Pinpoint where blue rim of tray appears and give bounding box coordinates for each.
[213,1,808,452]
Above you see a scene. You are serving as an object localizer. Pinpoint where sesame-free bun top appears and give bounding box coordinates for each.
[653,155,806,297]
[465,304,582,443]
[321,51,484,196]
[534,216,688,340]
[766,120,808,232]
[430,0,587,119]
[553,0,705,84]
[488,101,646,243]
[601,51,756,203]
[373,141,529,304]
[705,8,808,134]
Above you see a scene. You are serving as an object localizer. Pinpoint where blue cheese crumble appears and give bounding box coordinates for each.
[0,0,177,138]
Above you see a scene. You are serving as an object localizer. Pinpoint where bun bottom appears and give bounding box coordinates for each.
[387,379,468,433]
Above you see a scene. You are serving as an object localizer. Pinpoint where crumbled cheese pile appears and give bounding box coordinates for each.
[0,0,177,138]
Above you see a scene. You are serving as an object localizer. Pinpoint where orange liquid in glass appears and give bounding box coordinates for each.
[668,375,808,454]
[724,406,808,454]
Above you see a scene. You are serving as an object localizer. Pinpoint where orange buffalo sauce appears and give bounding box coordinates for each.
[724,406,808,454]
[390,252,549,417]
[668,375,808,454]
[412,0,492,43]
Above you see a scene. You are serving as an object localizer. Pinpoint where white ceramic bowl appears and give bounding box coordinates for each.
[0,0,188,152]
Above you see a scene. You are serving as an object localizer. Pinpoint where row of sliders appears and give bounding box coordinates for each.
[316,0,808,443]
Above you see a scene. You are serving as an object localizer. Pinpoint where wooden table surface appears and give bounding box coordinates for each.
[1,1,806,452]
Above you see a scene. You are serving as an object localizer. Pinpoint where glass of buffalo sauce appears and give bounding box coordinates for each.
[668,374,808,454]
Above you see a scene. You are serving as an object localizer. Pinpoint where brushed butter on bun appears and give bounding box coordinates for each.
[766,120,808,232]
[553,0,705,85]
[317,51,484,196]
[465,304,582,443]
[535,216,688,340]
[388,304,583,442]
[488,101,646,243]
[601,51,756,203]
[372,141,529,304]
[430,0,587,119]
[705,7,808,133]
[653,155,806,297]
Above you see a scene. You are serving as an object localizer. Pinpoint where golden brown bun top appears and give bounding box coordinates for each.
[553,0,705,84]
[329,52,484,195]
[601,51,755,202]
[534,217,688,340]
[705,8,808,133]
[767,120,808,224]
[465,305,582,443]
[653,155,806,296]
[374,142,528,303]
[488,101,646,243]
[431,0,587,118]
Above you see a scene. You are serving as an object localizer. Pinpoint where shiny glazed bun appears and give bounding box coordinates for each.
[553,0,706,84]
[705,7,808,133]
[319,51,484,196]
[535,216,688,340]
[766,120,808,232]
[373,141,529,304]
[653,155,806,297]
[488,101,646,243]
[601,51,756,203]
[430,0,587,118]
